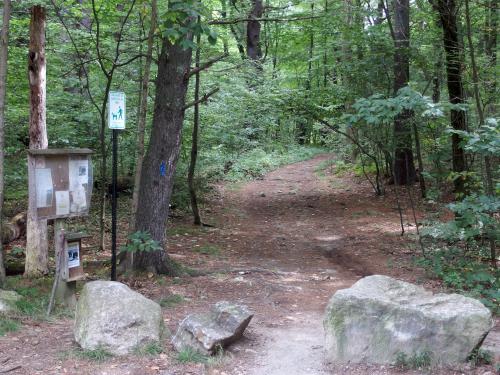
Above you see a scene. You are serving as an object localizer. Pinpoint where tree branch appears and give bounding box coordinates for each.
[188,53,229,77]
[114,53,148,68]
[183,87,220,110]
[382,0,396,42]
[209,15,323,25]
[50,0,100,114]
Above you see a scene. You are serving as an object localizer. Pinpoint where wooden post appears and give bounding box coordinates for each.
[54,219,76,309]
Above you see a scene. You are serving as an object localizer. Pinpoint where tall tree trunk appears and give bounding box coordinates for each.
[131,0,157,230]
[188,19,202,226]
[132,36,193,274]
[432,0,468,196]
[247,0,263,63]
[392,0,416,185]
[464,0,496,267]
[0,0,11,286]
[306,3,314,91]
[484,0,497,116]
[25,6,49,277]
[323,0,329,87]
[432,50,442,103]
[220,0,229,54]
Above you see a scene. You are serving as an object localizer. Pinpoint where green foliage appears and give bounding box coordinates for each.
[11,247,25,256]
[134,341,164,356]
[450,119,500,156]
[416,248,499,312]
[74,347,113,362]
[421,195,499,243]
[161,0,217,47]
[120,231,162,254]
[468,348,493,367]
[395,351,432,370]
[158,294,185,308]
[15,296,47,317]
[0,317,20,336]
[176,346,209,363]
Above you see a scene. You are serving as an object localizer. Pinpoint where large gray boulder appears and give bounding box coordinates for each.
[172,301,253,355]
[74,281,162,355]
[0,290,21,314]
[324,275,492,365]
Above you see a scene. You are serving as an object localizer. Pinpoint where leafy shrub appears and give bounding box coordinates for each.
[0,317,19,336]
[176,346,209,363]
[416,248,499,312]
[119,231,162,254]
[395,351,432,370]
[159,294,185,308]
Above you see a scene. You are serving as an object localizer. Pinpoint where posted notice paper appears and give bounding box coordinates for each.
[69,159,89,191]
[70,188,87,213]
[55,191,70,216]
[35,168,53,208]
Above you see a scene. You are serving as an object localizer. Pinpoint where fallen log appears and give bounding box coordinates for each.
[2,212,26,244]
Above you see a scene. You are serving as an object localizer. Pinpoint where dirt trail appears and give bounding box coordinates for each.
[209,154,413,374]
[2,154,491,375]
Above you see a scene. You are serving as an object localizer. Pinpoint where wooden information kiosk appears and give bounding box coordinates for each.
[28,148,93,311]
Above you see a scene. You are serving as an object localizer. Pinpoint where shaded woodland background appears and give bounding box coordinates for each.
[0,0,497,309]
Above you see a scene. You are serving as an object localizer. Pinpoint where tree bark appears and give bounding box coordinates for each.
[26,5,49,277]
[188,18,202,226]
[132,36,194,274]
[432,51,442,103]
[464,0,496,267]
[432,0,468,196]
[323,0,329,87]
[484,0,497,115]
[392,0,416,185]
[0,0,11,286]
[306,3,314,91]
[247,0,263,63]
[131,0,157,229]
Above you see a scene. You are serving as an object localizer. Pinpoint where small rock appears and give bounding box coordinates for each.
[0,290,21,313]
[480,328,500,365]
[172,301,253,355]
[260,193,266,197]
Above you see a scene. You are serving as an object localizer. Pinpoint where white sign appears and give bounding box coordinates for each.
[67,242,80,268]
[108,91,126,129]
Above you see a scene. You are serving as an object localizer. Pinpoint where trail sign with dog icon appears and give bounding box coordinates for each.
[108,91,126,129]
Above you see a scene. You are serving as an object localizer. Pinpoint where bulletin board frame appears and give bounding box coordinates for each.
[28,148,93,220]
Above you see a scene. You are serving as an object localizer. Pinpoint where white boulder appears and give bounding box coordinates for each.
[74,281,162,355]
[324,275,492,365]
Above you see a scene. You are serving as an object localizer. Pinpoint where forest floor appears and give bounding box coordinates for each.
[0,154,497,375]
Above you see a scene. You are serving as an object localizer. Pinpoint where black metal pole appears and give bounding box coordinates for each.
[111,129,118,281]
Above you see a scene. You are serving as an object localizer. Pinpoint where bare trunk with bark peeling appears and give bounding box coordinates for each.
[25,5,49,277]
